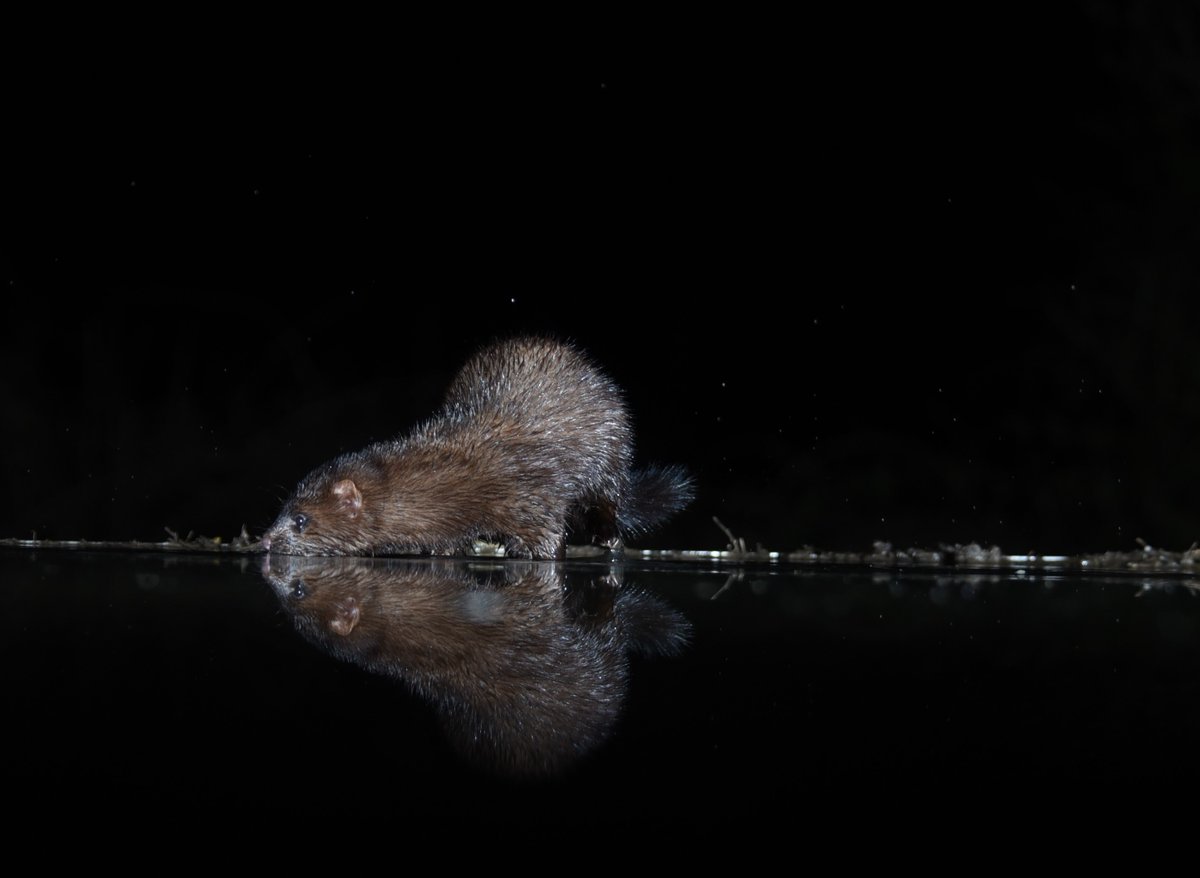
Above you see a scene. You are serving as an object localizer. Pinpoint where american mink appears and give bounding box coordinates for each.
[261,337,693,559]
[260,555,691,775]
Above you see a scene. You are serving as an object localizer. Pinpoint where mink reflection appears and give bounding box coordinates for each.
[260,556,691,776]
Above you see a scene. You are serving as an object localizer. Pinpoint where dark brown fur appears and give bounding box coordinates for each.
[261,337,692,559]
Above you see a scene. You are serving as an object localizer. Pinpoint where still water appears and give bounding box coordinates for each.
[4,547,1199,832]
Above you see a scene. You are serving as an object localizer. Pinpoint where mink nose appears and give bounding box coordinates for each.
[261,533,272,551]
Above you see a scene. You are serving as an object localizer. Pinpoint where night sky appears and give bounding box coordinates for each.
[5,7,1200,556]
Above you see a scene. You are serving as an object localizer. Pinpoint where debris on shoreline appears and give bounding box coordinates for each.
[1,523,1196,578]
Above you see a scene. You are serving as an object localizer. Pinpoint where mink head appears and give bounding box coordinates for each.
[261,454,383,556]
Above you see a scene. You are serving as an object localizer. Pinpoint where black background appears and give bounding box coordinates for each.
[5,6,1200,555]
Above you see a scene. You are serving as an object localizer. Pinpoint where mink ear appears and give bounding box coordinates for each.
[330,479,363,518]
[328,596,361,636]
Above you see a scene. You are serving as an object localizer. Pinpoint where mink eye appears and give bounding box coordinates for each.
[290,578,307,599]
[293,513,309,532]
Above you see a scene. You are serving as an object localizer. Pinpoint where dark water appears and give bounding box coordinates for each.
[5,548,1200,841]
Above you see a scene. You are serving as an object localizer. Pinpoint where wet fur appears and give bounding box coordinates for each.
[263,337,693,558]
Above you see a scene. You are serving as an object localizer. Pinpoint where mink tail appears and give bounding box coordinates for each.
[618,465,695,536]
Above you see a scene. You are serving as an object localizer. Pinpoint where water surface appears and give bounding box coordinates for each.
[4,548,1198,836]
